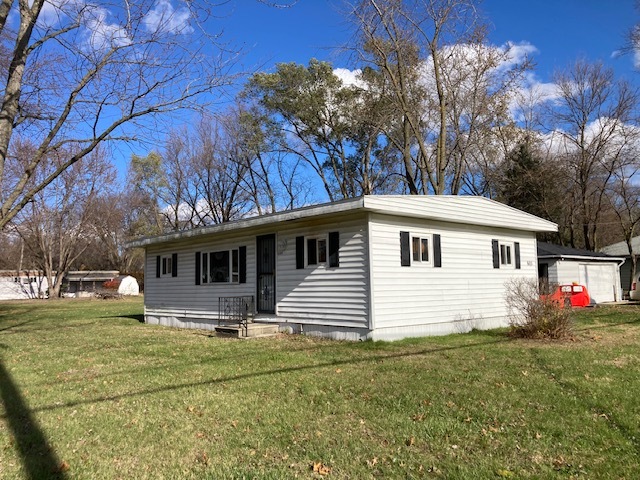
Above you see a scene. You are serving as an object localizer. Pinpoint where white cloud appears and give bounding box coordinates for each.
[83,5,131,52]
[143,0,193,35]
[36,0,85,28]
[499,41,538,70]
[333,68,366,89]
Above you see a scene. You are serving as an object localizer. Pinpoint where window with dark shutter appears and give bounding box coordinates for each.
[156,255,161,278]
[329,231,339,267]
[195,252,201,285]
[171,253,178,277]
[492,239,500,269]
[296,236,305,269]
[400,231,410,266]
[433,234,442,268]
[514,242,521,269]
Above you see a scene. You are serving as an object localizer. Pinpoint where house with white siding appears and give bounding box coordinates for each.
[128,195,557,341]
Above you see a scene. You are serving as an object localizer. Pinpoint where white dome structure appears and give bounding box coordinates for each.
[117,275,140,296]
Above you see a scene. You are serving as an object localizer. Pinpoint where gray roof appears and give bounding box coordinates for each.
[538,242,623,261]
[128,195,558,248]
[65,271,119,281]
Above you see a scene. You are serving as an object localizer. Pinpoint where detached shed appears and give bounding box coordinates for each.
[129,195,557,341]
[537,242,624,304]
[117,275,140,296]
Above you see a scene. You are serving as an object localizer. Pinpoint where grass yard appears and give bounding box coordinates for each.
[0,298,639,479]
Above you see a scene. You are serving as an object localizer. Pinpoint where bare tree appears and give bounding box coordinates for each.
[607,164,640,289]
[549,60,640,250]
[16,147,117,298]
[0,0,237,230]
[348,0,528,195]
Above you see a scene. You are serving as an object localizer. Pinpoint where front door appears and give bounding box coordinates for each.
[256,234,276,313]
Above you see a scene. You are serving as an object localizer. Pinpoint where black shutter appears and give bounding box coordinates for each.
[171,253,178,277]
[307,238,317,265]
[296,236,305,269]
[239,246,247,283]
[195,252,201,285]
[514,242,521,269]
[329,231,340,267]
[433,234,442,268]
[492,239,500,269]
[400,231,410,266]
[156,256,161,278]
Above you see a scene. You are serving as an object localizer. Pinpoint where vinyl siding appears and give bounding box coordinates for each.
[275,215,369,329]
[144,214,370,329]
[144,232,256,317]
[369,214,538,335]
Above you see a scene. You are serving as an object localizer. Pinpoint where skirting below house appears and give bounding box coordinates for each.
[369,315,508,341]
[144,312,508,342]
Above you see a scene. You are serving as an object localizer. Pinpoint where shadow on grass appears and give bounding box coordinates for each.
[110,314,145,323]
[19,336,509,415]
[0,319,34,333]
[0,359,67,479]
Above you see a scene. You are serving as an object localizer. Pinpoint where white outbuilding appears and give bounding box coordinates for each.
[128,195,557,341]
[117,275,140,296]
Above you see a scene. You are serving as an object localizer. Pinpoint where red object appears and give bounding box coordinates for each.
[543,284,591,308]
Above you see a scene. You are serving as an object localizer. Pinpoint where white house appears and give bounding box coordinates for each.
[129,195,557,341]
[537,242,624,304]
[0,271,48,300]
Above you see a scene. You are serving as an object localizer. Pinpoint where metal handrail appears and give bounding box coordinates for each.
[218,296,254,337]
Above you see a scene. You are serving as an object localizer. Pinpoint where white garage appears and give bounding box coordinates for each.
[538,242,624,304]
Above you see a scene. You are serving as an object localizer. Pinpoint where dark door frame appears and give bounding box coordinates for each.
[256,233,276,314]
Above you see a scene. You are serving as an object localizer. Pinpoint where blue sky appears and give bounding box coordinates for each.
[112,0,639,176]
[218,0,638,86]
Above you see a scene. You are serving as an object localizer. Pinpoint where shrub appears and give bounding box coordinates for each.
[505,278,573,339]
[102,279,119,290]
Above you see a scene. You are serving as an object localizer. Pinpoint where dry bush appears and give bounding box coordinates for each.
[505,278,573,339]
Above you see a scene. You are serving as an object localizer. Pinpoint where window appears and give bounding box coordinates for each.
[195,247,246,285]
[307,237,327,266]
[401,232,441,267]
[296,232,339,269]
[162,256,172,275]
[492,240,521,269]
[201,249,237,283]
[157,253,177,277]
[500,243,512,266]
[412,236,429,263]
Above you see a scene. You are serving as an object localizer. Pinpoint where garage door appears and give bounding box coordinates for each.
[579,264,617,303]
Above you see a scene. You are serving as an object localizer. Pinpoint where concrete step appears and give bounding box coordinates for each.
[215,322,279,338]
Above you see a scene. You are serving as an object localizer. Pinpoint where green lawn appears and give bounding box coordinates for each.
[0,298,639,479]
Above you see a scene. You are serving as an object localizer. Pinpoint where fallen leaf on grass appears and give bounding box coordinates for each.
[311,462,331,475]
[497,469,514,478]
[405,436,415,447]
[366,457,378,467]
[57,461,70,473]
